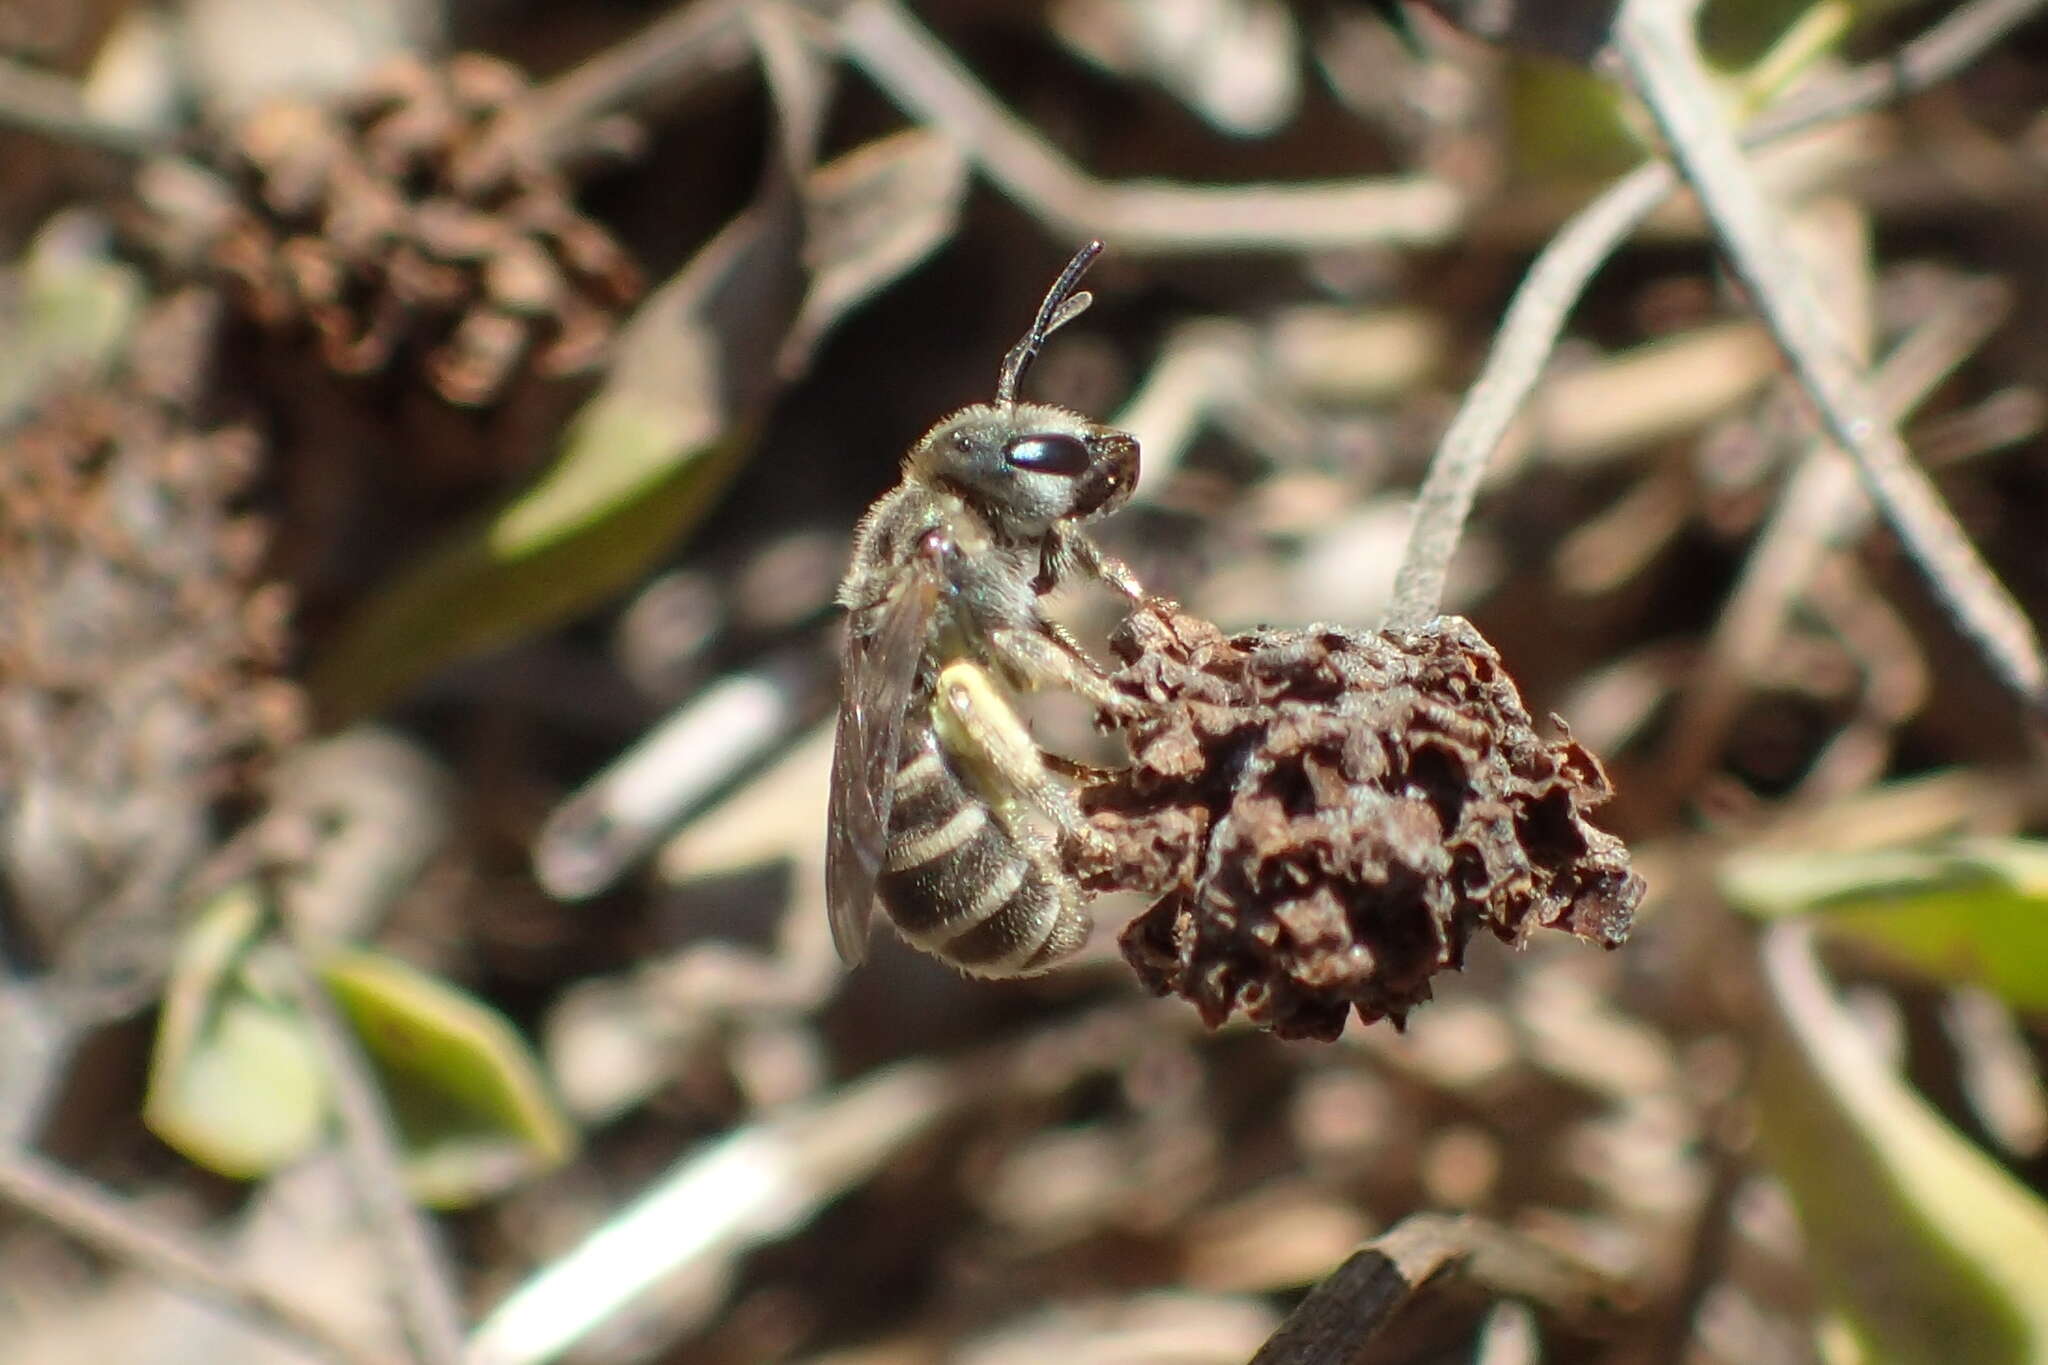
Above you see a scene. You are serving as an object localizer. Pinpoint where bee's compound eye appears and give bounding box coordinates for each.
[1003,432,1091,477]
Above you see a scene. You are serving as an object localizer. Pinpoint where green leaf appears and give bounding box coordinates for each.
[311,128,967,720]
[148,892,574,1204]
[308,416,747,721]
[1720,839,2048,1013]
[317,948,575,1208]
[1752,925,2048,1365]
[310,203,801,719]
[145,886,328,1178]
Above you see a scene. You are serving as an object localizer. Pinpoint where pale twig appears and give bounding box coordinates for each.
[1760,0,2048,135]
[1474,1301,1541,1365]
[534,643,828,900]
[0,54,157,156]
[1913,387,2046,467]
[837,0,1462,253]
[518,0,1463,250]
[1117,319,1263,501]
[0,1145,401,1365]
[1795,556,1931,801]
[1635,1115,1748,1365]
[466,1060,956,1365]
[1384,167,1669,630]
[472,1001,1185,1363]
[1613,0,2048,717]
[0,972,72,1147]
[524,0,759,158]
[1383,0,2048,631]
[274,940,468,1365]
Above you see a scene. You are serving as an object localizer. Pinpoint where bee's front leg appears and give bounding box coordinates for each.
[1074,536,1144,601]
[987,624,1144,721]
[1037,526,1143,601]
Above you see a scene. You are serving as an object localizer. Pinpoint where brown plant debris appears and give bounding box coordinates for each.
[1080,601,1642,1041]
[0,317,301,979]
[200,54,641,406]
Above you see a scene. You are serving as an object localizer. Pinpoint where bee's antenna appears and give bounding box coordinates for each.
[996,240,1102,406]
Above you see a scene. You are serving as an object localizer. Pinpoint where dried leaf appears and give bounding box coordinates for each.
[782,128,969,374]
[1085,601,1640,1038]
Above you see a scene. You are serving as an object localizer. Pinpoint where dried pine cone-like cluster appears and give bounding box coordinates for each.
[204,54,640,405]
[1081,602,1642,1041]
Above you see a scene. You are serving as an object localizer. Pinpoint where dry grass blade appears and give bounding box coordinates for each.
[1384,0,2048,633]
[466,1061,957,1365]
[0,1146,402,1365]
[1659,277,2014,801]
[1613,0,2048,720]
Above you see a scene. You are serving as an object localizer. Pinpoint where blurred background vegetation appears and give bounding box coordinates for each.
[3,1,2048,1362]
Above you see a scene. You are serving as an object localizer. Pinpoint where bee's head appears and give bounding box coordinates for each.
[904,240,1140,537]
[911,402,1140,536]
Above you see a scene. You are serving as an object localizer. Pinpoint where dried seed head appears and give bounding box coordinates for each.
[1080,601,1642,1041]
[197,54,641,407]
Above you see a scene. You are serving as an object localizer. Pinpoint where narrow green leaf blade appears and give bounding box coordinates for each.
[1753,925,2048,1365]
[1722,839,2048,1013]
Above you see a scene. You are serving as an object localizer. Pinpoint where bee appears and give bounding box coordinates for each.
[828,241,1143,977]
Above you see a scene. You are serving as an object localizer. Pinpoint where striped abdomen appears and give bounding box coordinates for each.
[876,728,1089,977]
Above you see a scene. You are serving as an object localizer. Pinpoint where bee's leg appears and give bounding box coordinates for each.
[932,661,1106,855]
[987,625,1142,719]
[1073,536,1144,601]
[1042,752,1118,784]
[1038,526,1143,601]
[1043,618,1102,672]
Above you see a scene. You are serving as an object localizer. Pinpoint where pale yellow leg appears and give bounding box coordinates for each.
[931,660,1104,853]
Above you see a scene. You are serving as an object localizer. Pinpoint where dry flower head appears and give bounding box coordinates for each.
[202,54,641,406]
[1079,600,1643,1040]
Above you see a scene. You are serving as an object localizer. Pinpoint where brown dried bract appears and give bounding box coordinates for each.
[1079,601,1642,1040]
[199,54,641,406]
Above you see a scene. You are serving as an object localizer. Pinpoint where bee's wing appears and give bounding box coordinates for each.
[826,562,941,965]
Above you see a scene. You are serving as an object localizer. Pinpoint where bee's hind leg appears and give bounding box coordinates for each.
[931,660,1108,858]
[1041,752,1118,784]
